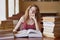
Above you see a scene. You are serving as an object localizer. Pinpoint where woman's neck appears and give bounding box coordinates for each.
[26,18,34,25]
[29,16,33,20]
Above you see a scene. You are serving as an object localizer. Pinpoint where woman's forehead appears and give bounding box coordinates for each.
[30,6,37,10]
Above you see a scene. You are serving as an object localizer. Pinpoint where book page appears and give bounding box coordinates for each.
[27,29,37,34]
[15,30,28,37]
[27,29,42,37]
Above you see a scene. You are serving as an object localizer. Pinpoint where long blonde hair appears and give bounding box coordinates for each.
[24,4,40,23]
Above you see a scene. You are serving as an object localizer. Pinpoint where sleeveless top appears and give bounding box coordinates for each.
[20,22,36,30]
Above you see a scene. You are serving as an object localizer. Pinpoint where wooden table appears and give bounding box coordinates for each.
[0,37,60,40]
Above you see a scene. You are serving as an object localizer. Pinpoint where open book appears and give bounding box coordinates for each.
[14,29,42,38]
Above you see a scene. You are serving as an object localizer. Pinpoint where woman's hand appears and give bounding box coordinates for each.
[31,16,40,31]
[31,16,36,21]
[13,30,17,34]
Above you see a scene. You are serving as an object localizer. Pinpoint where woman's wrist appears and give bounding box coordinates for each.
[13,30,17,34]
[32,17,36,22]
[13,30,16,32]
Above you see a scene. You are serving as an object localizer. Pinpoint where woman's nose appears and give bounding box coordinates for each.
[32,11,36,14]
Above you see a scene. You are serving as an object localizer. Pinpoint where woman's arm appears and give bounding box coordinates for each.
[32,17,40,31]
[34,19,40,30]
[13,16,24,32]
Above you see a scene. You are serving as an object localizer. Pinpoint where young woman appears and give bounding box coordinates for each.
[13,4,42,37]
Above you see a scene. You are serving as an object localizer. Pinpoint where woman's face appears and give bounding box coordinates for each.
[29,6,37,18]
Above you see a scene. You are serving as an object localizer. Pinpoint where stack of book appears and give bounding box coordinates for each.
[42,16,55,38]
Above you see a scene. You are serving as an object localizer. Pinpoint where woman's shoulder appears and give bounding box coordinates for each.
[19,15,25,22]
[20,15,24,19]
